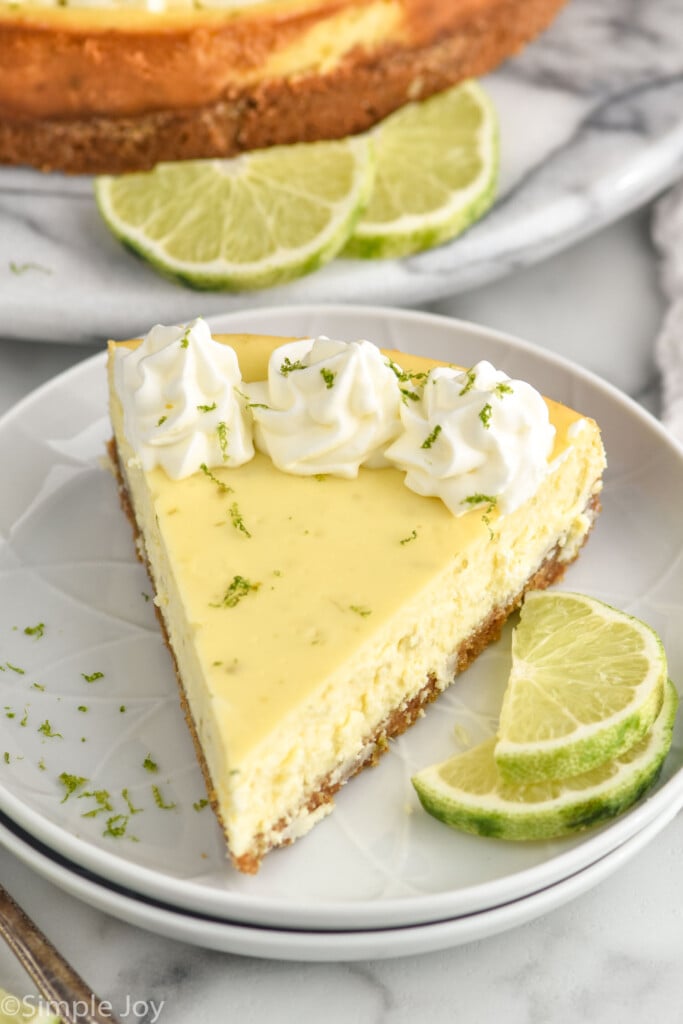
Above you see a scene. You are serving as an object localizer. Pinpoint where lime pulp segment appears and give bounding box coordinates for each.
[494,592,667,783]
[95,136,375,291]
[343,79,499,259]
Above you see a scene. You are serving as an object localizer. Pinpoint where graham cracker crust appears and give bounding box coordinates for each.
[2,0,567,173]
[107,438,600,873]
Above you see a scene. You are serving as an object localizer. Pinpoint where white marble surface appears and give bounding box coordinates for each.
[1,200,681,1022]
[2,0,683,344]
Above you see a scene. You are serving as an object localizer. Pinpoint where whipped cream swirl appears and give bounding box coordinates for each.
[384,360,556,516]
[114,318,254,479]
[246,337,403,477]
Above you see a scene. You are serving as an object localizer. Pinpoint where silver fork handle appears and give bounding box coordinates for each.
[0,884,121,1024]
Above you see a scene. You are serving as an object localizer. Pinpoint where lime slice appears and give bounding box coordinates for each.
[342,80,498,260]
[95,136,375,291]
[0,988,60,1024]
[495,592,667,784]
[412,678,678,841]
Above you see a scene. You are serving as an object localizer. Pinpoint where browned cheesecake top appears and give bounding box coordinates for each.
[0,0,566,119]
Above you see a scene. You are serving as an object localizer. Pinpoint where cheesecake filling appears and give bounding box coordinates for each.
[212,446,603,857]
[109,330,606,866]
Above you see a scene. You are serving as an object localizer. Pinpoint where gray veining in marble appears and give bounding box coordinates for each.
[1,0,682,344]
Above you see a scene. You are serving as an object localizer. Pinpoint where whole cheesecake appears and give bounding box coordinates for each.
[107,321,605,872]
[0,0,568,173]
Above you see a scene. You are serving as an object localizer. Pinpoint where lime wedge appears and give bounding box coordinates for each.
[0,988,60,1024]
[495,592,667,783]
[343,80,498,260]
[412,678,678,841]
[95,136,375,291]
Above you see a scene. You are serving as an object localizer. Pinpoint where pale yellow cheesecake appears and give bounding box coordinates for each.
[107,321,605,872]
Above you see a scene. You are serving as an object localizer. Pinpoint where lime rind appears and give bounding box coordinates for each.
[343,80,499,260]
[495,675,665,784]
[412,679,678,842]
[494,592,668,783]
[95,135,375,291]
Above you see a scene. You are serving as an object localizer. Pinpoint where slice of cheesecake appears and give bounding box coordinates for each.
[107,322,606,873]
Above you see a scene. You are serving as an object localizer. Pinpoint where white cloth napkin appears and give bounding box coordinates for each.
[653,182,683,444]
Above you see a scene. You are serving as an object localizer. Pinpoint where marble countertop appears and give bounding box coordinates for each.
[1,201,681,1022]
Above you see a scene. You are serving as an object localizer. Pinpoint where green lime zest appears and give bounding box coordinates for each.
[79,789,114,818]
[400,529,418,545]
[122,788,143,815]
[421,424,442,450]
[58,772,88,803]
[38,720,62,739]
[459,368,477,396]
[479,403,493,429]
[213,575,261,608]
[216,421,230,461]
[200,462,233,493]
[103,814,131,839]
[280,356,306,375]
[462,493,497,511]
[152,784,177,810]
[229,502,252,538]
[9,260,52,275]
[82,671,104,683]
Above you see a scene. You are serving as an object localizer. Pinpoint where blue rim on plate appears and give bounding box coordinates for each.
[1,803,681,962]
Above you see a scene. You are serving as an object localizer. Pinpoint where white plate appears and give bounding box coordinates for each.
[0,804,679,962]
[3,0,683,344]
[1,305,683,934]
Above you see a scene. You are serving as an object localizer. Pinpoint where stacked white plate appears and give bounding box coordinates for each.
[1,307,682,961]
